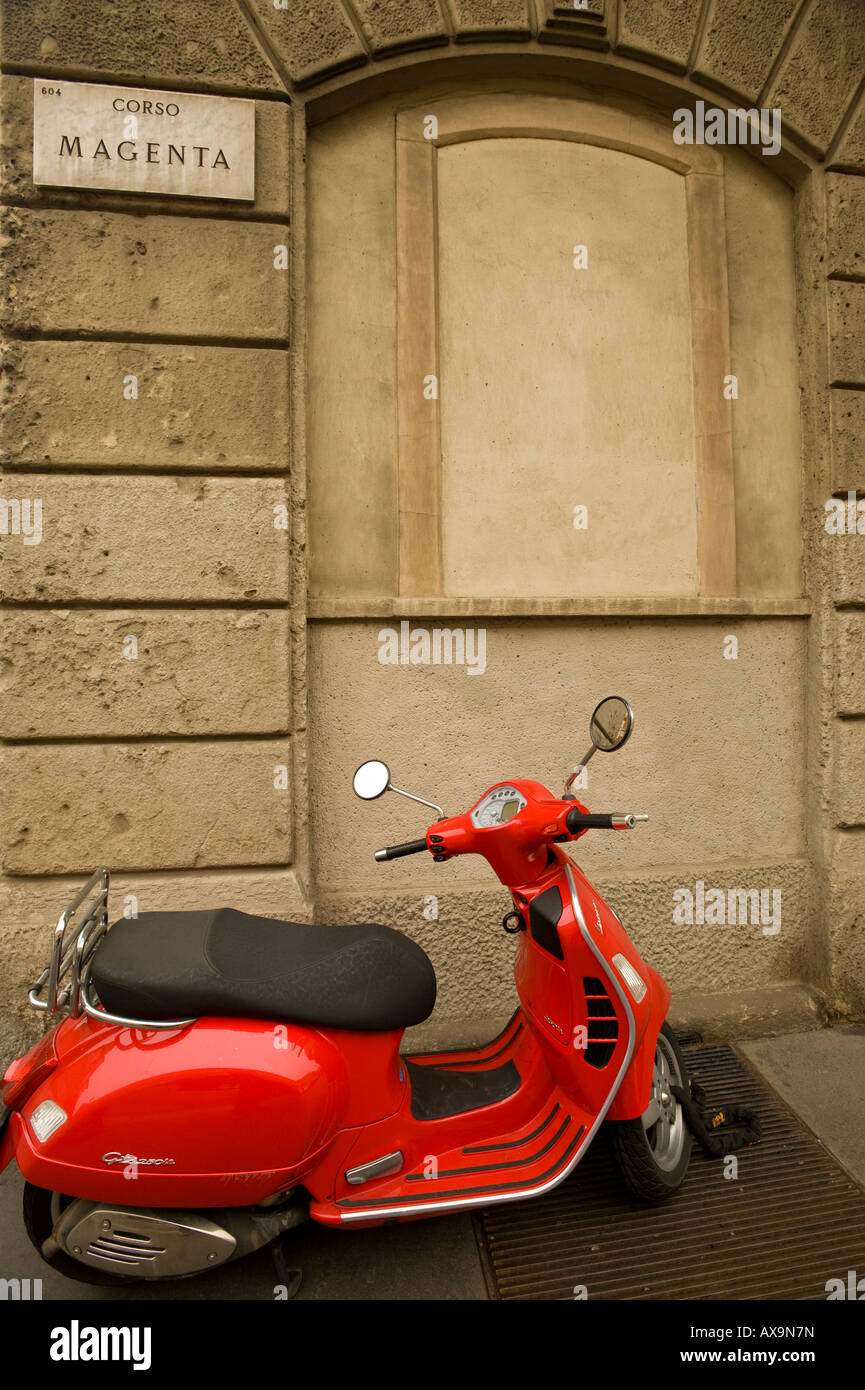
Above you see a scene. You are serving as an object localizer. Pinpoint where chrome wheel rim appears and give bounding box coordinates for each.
[641,1033,687,1171]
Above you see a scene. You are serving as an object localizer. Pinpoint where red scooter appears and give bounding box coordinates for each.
[0,696,691,1285]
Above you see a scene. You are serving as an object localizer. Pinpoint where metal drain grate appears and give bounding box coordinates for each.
[474,1042,865,1300]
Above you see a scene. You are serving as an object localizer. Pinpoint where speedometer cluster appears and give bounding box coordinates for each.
[470,785,527,829]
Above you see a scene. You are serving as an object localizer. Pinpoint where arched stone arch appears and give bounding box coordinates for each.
[244,0,865,168]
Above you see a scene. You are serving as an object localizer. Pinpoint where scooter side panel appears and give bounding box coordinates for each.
[510,859,640,1114]
[8,1014,403,1207]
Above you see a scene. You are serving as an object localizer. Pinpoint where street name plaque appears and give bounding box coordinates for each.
[33,80,255,201]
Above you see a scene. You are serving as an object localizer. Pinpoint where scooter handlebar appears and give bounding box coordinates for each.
[566,809,649,833]
[374,838,429,862]
[373,811,649,861]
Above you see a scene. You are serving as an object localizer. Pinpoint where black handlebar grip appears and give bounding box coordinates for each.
[374,838,429,861]
[565,809,616,833]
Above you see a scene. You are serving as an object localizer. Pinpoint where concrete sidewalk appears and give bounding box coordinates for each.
[739,1024,865,1189]
[1,1023,863,1300]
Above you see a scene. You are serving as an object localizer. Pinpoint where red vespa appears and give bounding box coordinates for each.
[0,696,691,1285]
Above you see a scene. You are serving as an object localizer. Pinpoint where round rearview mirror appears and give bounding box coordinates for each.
[590,696,634,753]
[352,759,391,800]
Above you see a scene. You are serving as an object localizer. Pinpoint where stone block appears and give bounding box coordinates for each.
[836,720,865,826]
[828,281,865,385]
[248,0,367,86]
[0,738,292,873]
[617,0,703,72]
[694,0,799,102]
[0,0,283,92]
[0,473,289,602]
[351,0,448,54]
[451,0,531,40]
[767,0,865,154]
[0,207,289,340]
[1,340,289,470]
[831,389,865,493]
[826,173,865,279]
[0,608,289,737]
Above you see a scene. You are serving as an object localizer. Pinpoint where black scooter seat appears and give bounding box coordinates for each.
[91,908,437,1031]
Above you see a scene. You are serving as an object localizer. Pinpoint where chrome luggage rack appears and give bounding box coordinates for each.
[28,867,196,1031]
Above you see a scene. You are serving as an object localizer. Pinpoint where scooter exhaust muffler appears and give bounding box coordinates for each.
[50,1195,308,1280]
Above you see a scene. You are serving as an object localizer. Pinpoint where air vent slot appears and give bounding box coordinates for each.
[86,1230,167,1268]
[582,976,619,1068]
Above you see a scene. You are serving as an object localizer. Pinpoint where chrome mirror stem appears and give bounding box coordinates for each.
[564,745,597,796]
[387,783,446,819]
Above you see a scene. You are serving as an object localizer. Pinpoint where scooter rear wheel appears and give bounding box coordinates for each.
[609,1021,692,1202]
[23,1184,138,1286]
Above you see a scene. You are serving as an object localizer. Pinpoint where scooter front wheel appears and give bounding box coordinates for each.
[608,1021,692,1202]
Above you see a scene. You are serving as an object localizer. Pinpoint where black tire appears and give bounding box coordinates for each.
[23,1183,142,1286]
[609,1021,692,1202]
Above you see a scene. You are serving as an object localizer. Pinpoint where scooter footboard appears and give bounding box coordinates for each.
[604,965,670,1121]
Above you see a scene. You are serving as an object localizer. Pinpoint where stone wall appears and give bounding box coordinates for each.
[2,0,864,1054]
